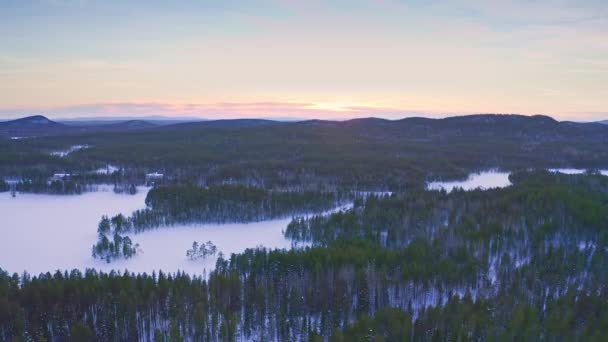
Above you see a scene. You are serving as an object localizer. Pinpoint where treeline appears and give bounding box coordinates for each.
[2,176,139,195]
[2,245,607,341]
[15,179,88,195]
[128,184,349,230]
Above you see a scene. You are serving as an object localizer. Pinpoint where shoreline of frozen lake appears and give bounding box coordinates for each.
[0,188,351,277]
[1,188,148,276]
[427,168,608,193]
[3,167,607,277]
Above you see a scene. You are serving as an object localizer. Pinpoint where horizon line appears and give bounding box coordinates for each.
[2,112,606,124]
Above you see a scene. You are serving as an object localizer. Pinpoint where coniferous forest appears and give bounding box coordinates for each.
[3,114,608,192]
[3,170,608,340]
[132,184,350,228]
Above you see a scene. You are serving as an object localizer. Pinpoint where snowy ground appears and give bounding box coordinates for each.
[547,168,587,175]
[547,168,608,176]
[0,188,346,277]
[427,170,512,192]
[95,164,120,175]
[50,144,89,157]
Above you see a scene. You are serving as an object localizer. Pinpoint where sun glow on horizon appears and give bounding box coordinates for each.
[306,102,373,112]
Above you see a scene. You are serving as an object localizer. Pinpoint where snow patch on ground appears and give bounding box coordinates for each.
[50,144,89,157]
[548,168,586,175]
[95,164,120,175]
[549,168,608,175]
[427,170,512,193]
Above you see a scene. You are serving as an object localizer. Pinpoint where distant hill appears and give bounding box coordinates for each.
[599,120,608,125]
[94,120,157,130]
[0,115,76,137]
[0,115,160,137]
[90,113,608,168]
[273,114,603,144]
[163,118,276,130]
[58,116,205,126]
[4,113,607,141]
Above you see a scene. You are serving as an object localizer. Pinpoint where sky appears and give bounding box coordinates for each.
[0,0,607,121]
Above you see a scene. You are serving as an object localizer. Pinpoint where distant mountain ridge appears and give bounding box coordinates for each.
[2,113,608,140]
[59,115,204,122]
[0,115,74,137]
[3,115,59,126]
[58,115,206,126]
[0,115,159,137]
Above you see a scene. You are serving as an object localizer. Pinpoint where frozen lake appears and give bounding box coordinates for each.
[427,168,608,193]
[0,188,336,277]
[427,170,512,192]
[548,168,608,176]
[3,166,605,276]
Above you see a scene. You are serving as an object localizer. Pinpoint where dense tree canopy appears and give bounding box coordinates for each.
[3,171,608,340]
[130,184,349,228]
[3,114,608,191]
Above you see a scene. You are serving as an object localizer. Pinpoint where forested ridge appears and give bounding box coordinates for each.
[3,114,608,190]
[3,171,608,341]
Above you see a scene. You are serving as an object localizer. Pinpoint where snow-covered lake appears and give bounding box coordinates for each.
[548,168,608,176]
[0,188,336,277]
[427,168,608,193]
[427,170,512,192]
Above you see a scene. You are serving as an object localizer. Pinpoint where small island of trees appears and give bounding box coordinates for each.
[186,241,218,261]
[91,214,139,262]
